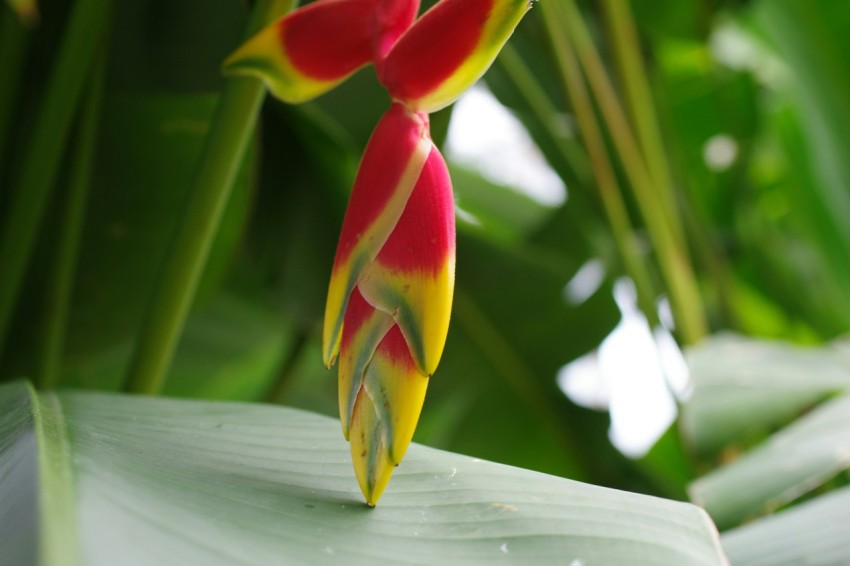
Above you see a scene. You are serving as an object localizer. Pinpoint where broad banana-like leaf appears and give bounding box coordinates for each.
[0,382,729,565]
[722,484,850,566]
[682,334,850,455]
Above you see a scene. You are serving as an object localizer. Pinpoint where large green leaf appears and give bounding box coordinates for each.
[63,92,253,365]
[0,382,727,565]
[721,484,850,566]
[682,334,850,454]
[450,164,553,247]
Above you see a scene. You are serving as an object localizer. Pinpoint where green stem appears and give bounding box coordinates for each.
[0,0,111,358]
[560,0,707,344]
[599,0,680,231]
[36,52,106,390]
[123,0,291,395]
[0,6,31,186]
[539,0,659,326]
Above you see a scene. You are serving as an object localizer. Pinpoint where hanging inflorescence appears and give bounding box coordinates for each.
[225,0,534,506]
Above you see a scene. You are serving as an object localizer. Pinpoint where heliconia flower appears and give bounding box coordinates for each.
[348,322,430,506]
[224,0,531,506]
[338,139,455,505]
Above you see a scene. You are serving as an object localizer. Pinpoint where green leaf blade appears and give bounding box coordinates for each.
[0,385,728,564]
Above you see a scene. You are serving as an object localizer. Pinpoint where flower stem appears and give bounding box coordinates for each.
[123,0,292,395]
[266,330,310,405]
[0,0,111,358]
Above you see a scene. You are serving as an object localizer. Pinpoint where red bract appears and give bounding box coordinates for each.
[283,0,375,79]
[372,0,421,61]
[224,0,533,506]
[377,0,533,112]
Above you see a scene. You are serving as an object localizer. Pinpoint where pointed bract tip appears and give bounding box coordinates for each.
[223,23,337,104]
[349,392,395,506]
[338,289,395,444]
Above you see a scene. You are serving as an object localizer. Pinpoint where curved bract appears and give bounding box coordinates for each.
[357,146,455,377]
[223,0,378,103]
[321,104,431,369]
[377,0,534,112]
[349,324,430,505]
[225,0,531,505]
[337,288,394,441]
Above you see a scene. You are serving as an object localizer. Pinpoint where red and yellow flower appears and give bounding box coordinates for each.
[225,0,533,506]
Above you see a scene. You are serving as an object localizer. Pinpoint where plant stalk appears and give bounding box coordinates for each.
[0,0,111,358]
[123,0,291,394]
[496,44,592,188]
[36,52,106,390]
[266,330,309,404]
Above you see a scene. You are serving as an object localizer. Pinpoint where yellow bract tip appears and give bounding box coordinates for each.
[223,23,339,104]
[349,393,395,506]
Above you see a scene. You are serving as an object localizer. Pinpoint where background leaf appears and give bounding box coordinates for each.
[689,393,850,529]
[682,334,850,454]
[721,484,850,566]
[681,335,850,560]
